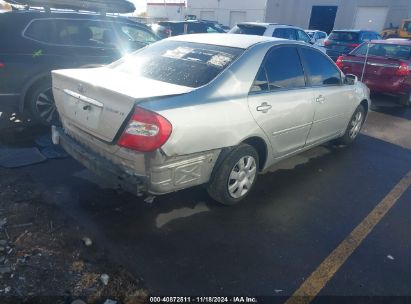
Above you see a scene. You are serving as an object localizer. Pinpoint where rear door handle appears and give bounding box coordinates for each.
[256,102,272,113]
[316,95,325,104]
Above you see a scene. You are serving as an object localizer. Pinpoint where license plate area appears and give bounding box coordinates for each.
[63,90,103,130]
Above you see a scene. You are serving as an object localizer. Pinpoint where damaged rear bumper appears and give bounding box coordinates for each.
[52,126,221,196]
[52,126,147,194]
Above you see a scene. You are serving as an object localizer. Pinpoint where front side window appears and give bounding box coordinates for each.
[118,25,158,45]
[112,40,243,88]
[252,46,305,91]
[300,47,341,86]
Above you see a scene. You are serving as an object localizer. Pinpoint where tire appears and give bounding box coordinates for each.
[27,78,60,126]
[399,92,411,107]
[338,105,365,146]
[207,144,259,206]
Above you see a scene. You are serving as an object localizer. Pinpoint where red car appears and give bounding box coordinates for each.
[336,39,411,106]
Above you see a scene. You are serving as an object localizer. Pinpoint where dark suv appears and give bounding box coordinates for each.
[0,9,158,125]
[325,30,382,61]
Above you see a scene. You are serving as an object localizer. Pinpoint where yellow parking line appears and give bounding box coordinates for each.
[285,170,411,304]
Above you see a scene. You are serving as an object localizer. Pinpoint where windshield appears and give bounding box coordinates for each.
[329,31,359,42]
[111,40,244,88]
[229,24,266,36]
[353,43,411,60]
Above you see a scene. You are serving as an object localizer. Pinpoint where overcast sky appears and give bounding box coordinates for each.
[131,0,147,13]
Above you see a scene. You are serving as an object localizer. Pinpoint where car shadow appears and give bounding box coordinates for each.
[370,93,411,120]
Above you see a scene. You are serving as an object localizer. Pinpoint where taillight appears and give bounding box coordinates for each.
[0,62,5,68]
[336,56,344,69]
[396,62,410,76]
[324,40,331,46]
[118,107,172,152]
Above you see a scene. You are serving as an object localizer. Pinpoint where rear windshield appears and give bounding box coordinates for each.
[229,24,266,36]
[328,31,359,42]
[111,40,244,88]
[353,43,411,60]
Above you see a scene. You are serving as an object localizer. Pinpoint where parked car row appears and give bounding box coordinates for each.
[1,1,408,204]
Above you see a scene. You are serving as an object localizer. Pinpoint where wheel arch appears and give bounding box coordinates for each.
[242,136,268,171]
[360,99,369,119]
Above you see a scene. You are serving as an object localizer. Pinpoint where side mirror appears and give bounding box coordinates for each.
[309,38,315,44]
[345,74,358,85]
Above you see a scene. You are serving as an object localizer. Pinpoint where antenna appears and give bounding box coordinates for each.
[360,42,370,82]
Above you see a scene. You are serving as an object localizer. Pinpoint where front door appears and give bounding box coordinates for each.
[247,46,315,157]
[299,47,355,145]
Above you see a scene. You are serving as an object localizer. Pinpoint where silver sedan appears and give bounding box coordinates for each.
[51,34,370,205]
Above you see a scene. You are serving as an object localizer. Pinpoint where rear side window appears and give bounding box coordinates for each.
[273,28,297,40]
[300,48,341,86]
[230,24,266,36]
[328,31,359,42]
[251,46,305,92]
[354,43,411,60]
[25,19,115,47]
[24,19,58,43]
[112,40,243,88]
[25,19,157,47]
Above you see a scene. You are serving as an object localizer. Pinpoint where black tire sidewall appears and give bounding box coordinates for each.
[339,105,365,145]
[27,78,56,125]
[207,144,259,206]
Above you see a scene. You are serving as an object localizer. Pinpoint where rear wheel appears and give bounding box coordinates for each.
[207,144,259,206]
[27,79,60,126]
[338,105,365,146]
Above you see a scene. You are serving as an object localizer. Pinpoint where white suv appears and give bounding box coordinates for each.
[230,22,326,53]
[230,23,311,41]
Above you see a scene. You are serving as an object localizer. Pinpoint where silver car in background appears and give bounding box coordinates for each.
[51,34,370,205]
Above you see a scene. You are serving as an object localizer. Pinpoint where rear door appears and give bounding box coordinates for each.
[247,46,315,157]
[300,47,355,144]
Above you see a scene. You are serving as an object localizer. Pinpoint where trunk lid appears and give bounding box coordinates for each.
[52,67,194,142]
[341,55,404,81]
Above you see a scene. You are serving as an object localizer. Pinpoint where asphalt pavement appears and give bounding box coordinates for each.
[1,95,411,302]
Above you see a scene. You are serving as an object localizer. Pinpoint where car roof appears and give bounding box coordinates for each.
[0,9,137,23]
[332,29,376,33]
[370,39,411,46]
[236,22,296,27]
[168,33,293,49]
